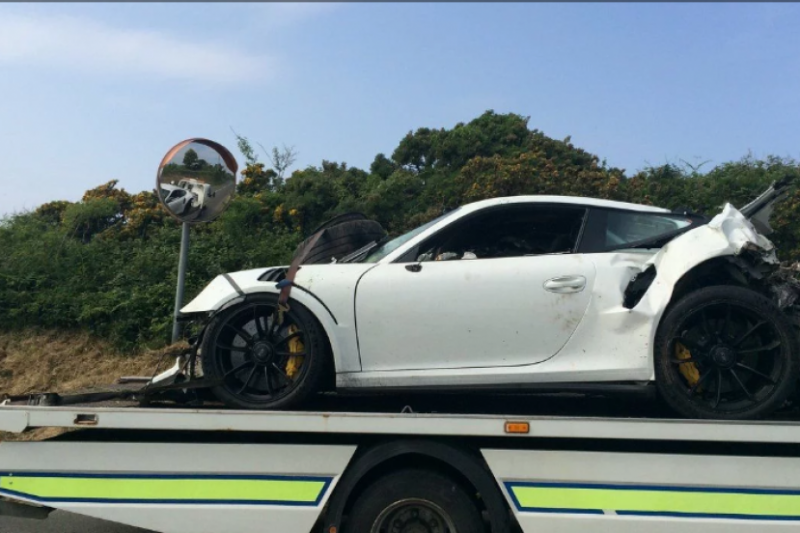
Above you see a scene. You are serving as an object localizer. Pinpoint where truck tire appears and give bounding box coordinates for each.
[345,469,484,533]
[655,285,799,420]
[200,294,328,410]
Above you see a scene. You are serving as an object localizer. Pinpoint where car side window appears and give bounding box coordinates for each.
[579,208,699,252]
[607,211,693,246]
[410,205,586,262]
[166,189,186,201]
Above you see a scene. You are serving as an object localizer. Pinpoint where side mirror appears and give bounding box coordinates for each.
[157,139,238,224]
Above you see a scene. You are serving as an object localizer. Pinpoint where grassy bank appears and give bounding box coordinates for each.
[0,330,180,441]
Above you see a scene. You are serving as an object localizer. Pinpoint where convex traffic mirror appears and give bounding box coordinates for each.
[157,139,238,224]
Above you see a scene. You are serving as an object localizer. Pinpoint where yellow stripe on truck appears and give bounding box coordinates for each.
[0,473,331,506]
[507,482,800,520]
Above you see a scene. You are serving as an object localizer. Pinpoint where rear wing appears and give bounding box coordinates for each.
[739,175,794,235]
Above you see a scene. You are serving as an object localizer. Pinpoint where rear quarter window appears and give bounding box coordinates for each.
[579,208,703,253]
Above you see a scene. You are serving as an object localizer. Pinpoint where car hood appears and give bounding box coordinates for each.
[180,263,377,315]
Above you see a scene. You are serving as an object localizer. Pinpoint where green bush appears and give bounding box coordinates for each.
[1,111,797,349]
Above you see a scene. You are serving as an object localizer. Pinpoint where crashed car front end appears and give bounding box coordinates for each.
[536,179,800,400]
[623,175,800,322]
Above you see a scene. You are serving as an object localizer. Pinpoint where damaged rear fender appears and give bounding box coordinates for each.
[632,204,779,319]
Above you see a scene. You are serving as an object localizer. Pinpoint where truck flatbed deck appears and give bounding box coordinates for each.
[3,403,800,444]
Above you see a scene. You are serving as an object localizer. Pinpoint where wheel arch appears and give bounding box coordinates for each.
[651,256,759,350]
[638,217,781,329]
[665,256,755,311]
[202,289,342,383]
[324,439,514,533]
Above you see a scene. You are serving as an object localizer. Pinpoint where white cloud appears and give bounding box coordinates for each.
[253,2,344,28]
[0,12,272,84]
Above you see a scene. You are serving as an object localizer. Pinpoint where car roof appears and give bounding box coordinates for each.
[460,195,671,215]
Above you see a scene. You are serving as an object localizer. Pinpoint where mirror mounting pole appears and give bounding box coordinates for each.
[172,222,190,343]
[157,137,238,343]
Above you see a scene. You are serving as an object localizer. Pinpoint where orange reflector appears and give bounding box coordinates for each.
[505,421,530,434]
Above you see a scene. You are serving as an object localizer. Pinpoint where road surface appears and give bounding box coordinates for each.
[0,511,154,533]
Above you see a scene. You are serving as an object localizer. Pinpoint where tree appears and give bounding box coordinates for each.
[237,163,278,196]
[391,111,534,173]
[232,129,259,166]
[268,144,298,186]
[370,153,396,180]
[392,127,440,172]
[183,148,199,169]
[231,130,297,191]
[282,160,369,232]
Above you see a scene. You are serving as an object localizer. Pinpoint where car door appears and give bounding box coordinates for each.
[165,189,185,210]
[355,203,597,372]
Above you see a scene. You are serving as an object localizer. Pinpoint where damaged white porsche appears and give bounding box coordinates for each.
[180,178,800,420]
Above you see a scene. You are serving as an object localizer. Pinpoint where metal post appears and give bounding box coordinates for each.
[171,222,190,343]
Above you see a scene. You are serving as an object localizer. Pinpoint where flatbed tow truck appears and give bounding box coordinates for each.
[1,392,800,533]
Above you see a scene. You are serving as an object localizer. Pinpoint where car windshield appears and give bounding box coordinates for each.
[362,208,462,263]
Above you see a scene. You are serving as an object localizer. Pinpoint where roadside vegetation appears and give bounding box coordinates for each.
[2,111,799,350]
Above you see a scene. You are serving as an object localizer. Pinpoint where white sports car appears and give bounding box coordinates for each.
[181,179,799,419]
[160,185,196,216]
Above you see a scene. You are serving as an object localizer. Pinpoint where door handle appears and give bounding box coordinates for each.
[543,275,586,293]
[405,264,422,273]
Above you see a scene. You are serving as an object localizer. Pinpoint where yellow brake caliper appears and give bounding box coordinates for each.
[285,324,304,379]
[675,342,700,388]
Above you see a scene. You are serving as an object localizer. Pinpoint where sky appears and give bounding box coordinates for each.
[1,2,799,216]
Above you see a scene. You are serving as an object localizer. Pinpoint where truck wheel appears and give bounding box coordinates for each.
[655,285,799,420]
[345,469,484,533]
[200,294,328,410]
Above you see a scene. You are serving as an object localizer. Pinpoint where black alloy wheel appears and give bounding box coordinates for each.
[655,285,798,420]
[200,294,327,410]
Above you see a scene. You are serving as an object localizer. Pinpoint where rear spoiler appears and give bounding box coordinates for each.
[739,175,795,235]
